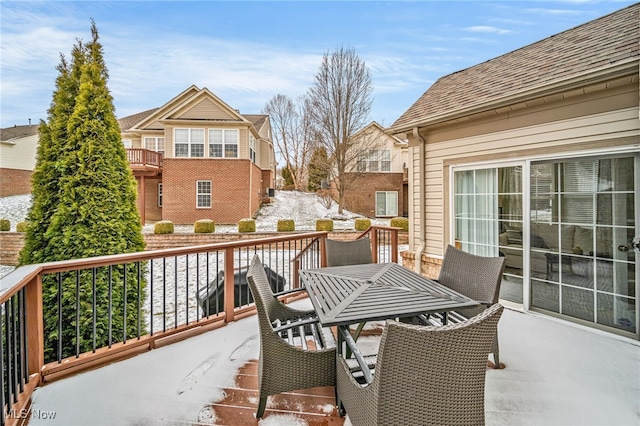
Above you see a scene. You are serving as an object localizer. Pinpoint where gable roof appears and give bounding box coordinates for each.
[390,3,640,133]
[118,86,264,133]
[353,121,406,145]
[0,124,39,141]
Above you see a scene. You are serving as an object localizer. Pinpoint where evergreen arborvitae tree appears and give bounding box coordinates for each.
[20,44,86,265]
[20,22,146,361]
[307,147,330,192]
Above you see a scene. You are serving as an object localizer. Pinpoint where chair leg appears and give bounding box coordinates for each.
[256,396,268,418]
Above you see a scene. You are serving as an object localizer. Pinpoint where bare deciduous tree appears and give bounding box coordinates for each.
[263,94,313,191]
[305,46,378,213]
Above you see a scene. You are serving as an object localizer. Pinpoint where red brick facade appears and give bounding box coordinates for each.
[0,168,32,197]
[342,172,406,218]
[135,177,162,223]
[160,158,271,224]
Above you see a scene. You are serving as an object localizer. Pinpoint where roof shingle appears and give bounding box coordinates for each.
[391,3,640,131]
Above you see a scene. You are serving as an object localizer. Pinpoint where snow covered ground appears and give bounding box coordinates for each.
[0,190,391,233]
[0,190,394,278]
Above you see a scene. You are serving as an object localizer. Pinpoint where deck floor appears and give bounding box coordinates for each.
[27,305,640,426]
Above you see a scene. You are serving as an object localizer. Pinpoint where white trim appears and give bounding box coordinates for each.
[195,180,212,209]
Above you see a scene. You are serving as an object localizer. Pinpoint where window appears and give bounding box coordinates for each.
[175,128,204,158]
[196,181,212,208]
[375,191,398,216]
[360,150,391,172]
[158,183,163,207]
[209,129,238,158]
[144,137,165,155]
[249,134,256,163]
[122,139,132,148]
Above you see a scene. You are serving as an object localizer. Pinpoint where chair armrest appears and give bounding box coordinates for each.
[272,316,320,333]
[339,326,373,384]
[274,287,308,297]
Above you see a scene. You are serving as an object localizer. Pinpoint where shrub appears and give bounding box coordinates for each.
[354,218,371,231]
[0,219,9,231]
[316,219,334,232]
[16,222,28,233]
[238,218,256,233]
[194,219,215,233]
[154,220,174,234]
[277,219,295,232]
[390,217,409,231]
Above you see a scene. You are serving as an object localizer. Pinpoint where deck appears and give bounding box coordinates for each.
[25,299,640,426]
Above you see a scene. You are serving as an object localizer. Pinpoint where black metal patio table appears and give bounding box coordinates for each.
[300,262,480,327]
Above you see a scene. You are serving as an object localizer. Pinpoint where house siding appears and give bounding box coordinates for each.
[407,79,639,257]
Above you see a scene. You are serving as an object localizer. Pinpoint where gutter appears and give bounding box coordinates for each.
[412,127,426,274]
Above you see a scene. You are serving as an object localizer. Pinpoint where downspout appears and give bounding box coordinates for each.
[413,127,426,274]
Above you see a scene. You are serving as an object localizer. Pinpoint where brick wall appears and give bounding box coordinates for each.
[342,172,405,218]
[162,158,257,224]
[400,250,443,280]
[0,168,32,197]
[141,177,162,222]
[0,233,24,265]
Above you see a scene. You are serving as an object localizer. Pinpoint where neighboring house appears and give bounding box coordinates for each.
[119,85,276,224]
[339,121,408,218]
[389,4,639,339]
[0,123,39,197]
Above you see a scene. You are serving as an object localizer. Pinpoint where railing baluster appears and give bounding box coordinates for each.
[57,272,62,363]
[123,264,127,344]
[0,302,5,426]
[185,254,189,325]
[196,254,200,322]
[5,299,13,406]
[174,256,178,329]
[75,270,80,358]
[20,288,27,392]
[150,260,154,335]
[163,257,166,333]
[137,261,141,339]
[108,265,113,347]
[92,268,97,353]
[10,297,18,403]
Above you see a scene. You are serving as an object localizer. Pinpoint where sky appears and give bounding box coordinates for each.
[1,0,637,130]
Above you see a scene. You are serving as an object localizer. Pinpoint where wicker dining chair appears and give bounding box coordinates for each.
[337,303,504,426]
[245,254,337,418]
[325,237,373,267]
[426,244,506,368]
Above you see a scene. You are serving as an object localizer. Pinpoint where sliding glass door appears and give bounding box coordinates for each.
[530,155,637,334]
[453,154,638,336]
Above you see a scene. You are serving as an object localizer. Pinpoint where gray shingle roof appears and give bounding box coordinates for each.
[0,124,39,141]
[391,3,640,131]
[242,114,268,131]
[118,108,160,132]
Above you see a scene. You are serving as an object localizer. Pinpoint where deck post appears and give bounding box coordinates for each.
[25,275,44,377]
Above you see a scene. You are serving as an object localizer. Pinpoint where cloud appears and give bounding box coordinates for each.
[464,26,511,35]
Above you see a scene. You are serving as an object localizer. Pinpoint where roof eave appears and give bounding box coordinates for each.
[388,59,639,135]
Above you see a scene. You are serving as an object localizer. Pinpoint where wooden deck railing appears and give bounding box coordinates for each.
[126,148,163,168]
[0,226,399,425]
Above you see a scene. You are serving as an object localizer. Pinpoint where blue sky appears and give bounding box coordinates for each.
[1,0,636,129]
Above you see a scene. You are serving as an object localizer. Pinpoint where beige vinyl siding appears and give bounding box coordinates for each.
[238,128,248,159]
[177,99,236,121]
[164,126,175,158]
[0,134,38,170]
[410,80,639,257]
